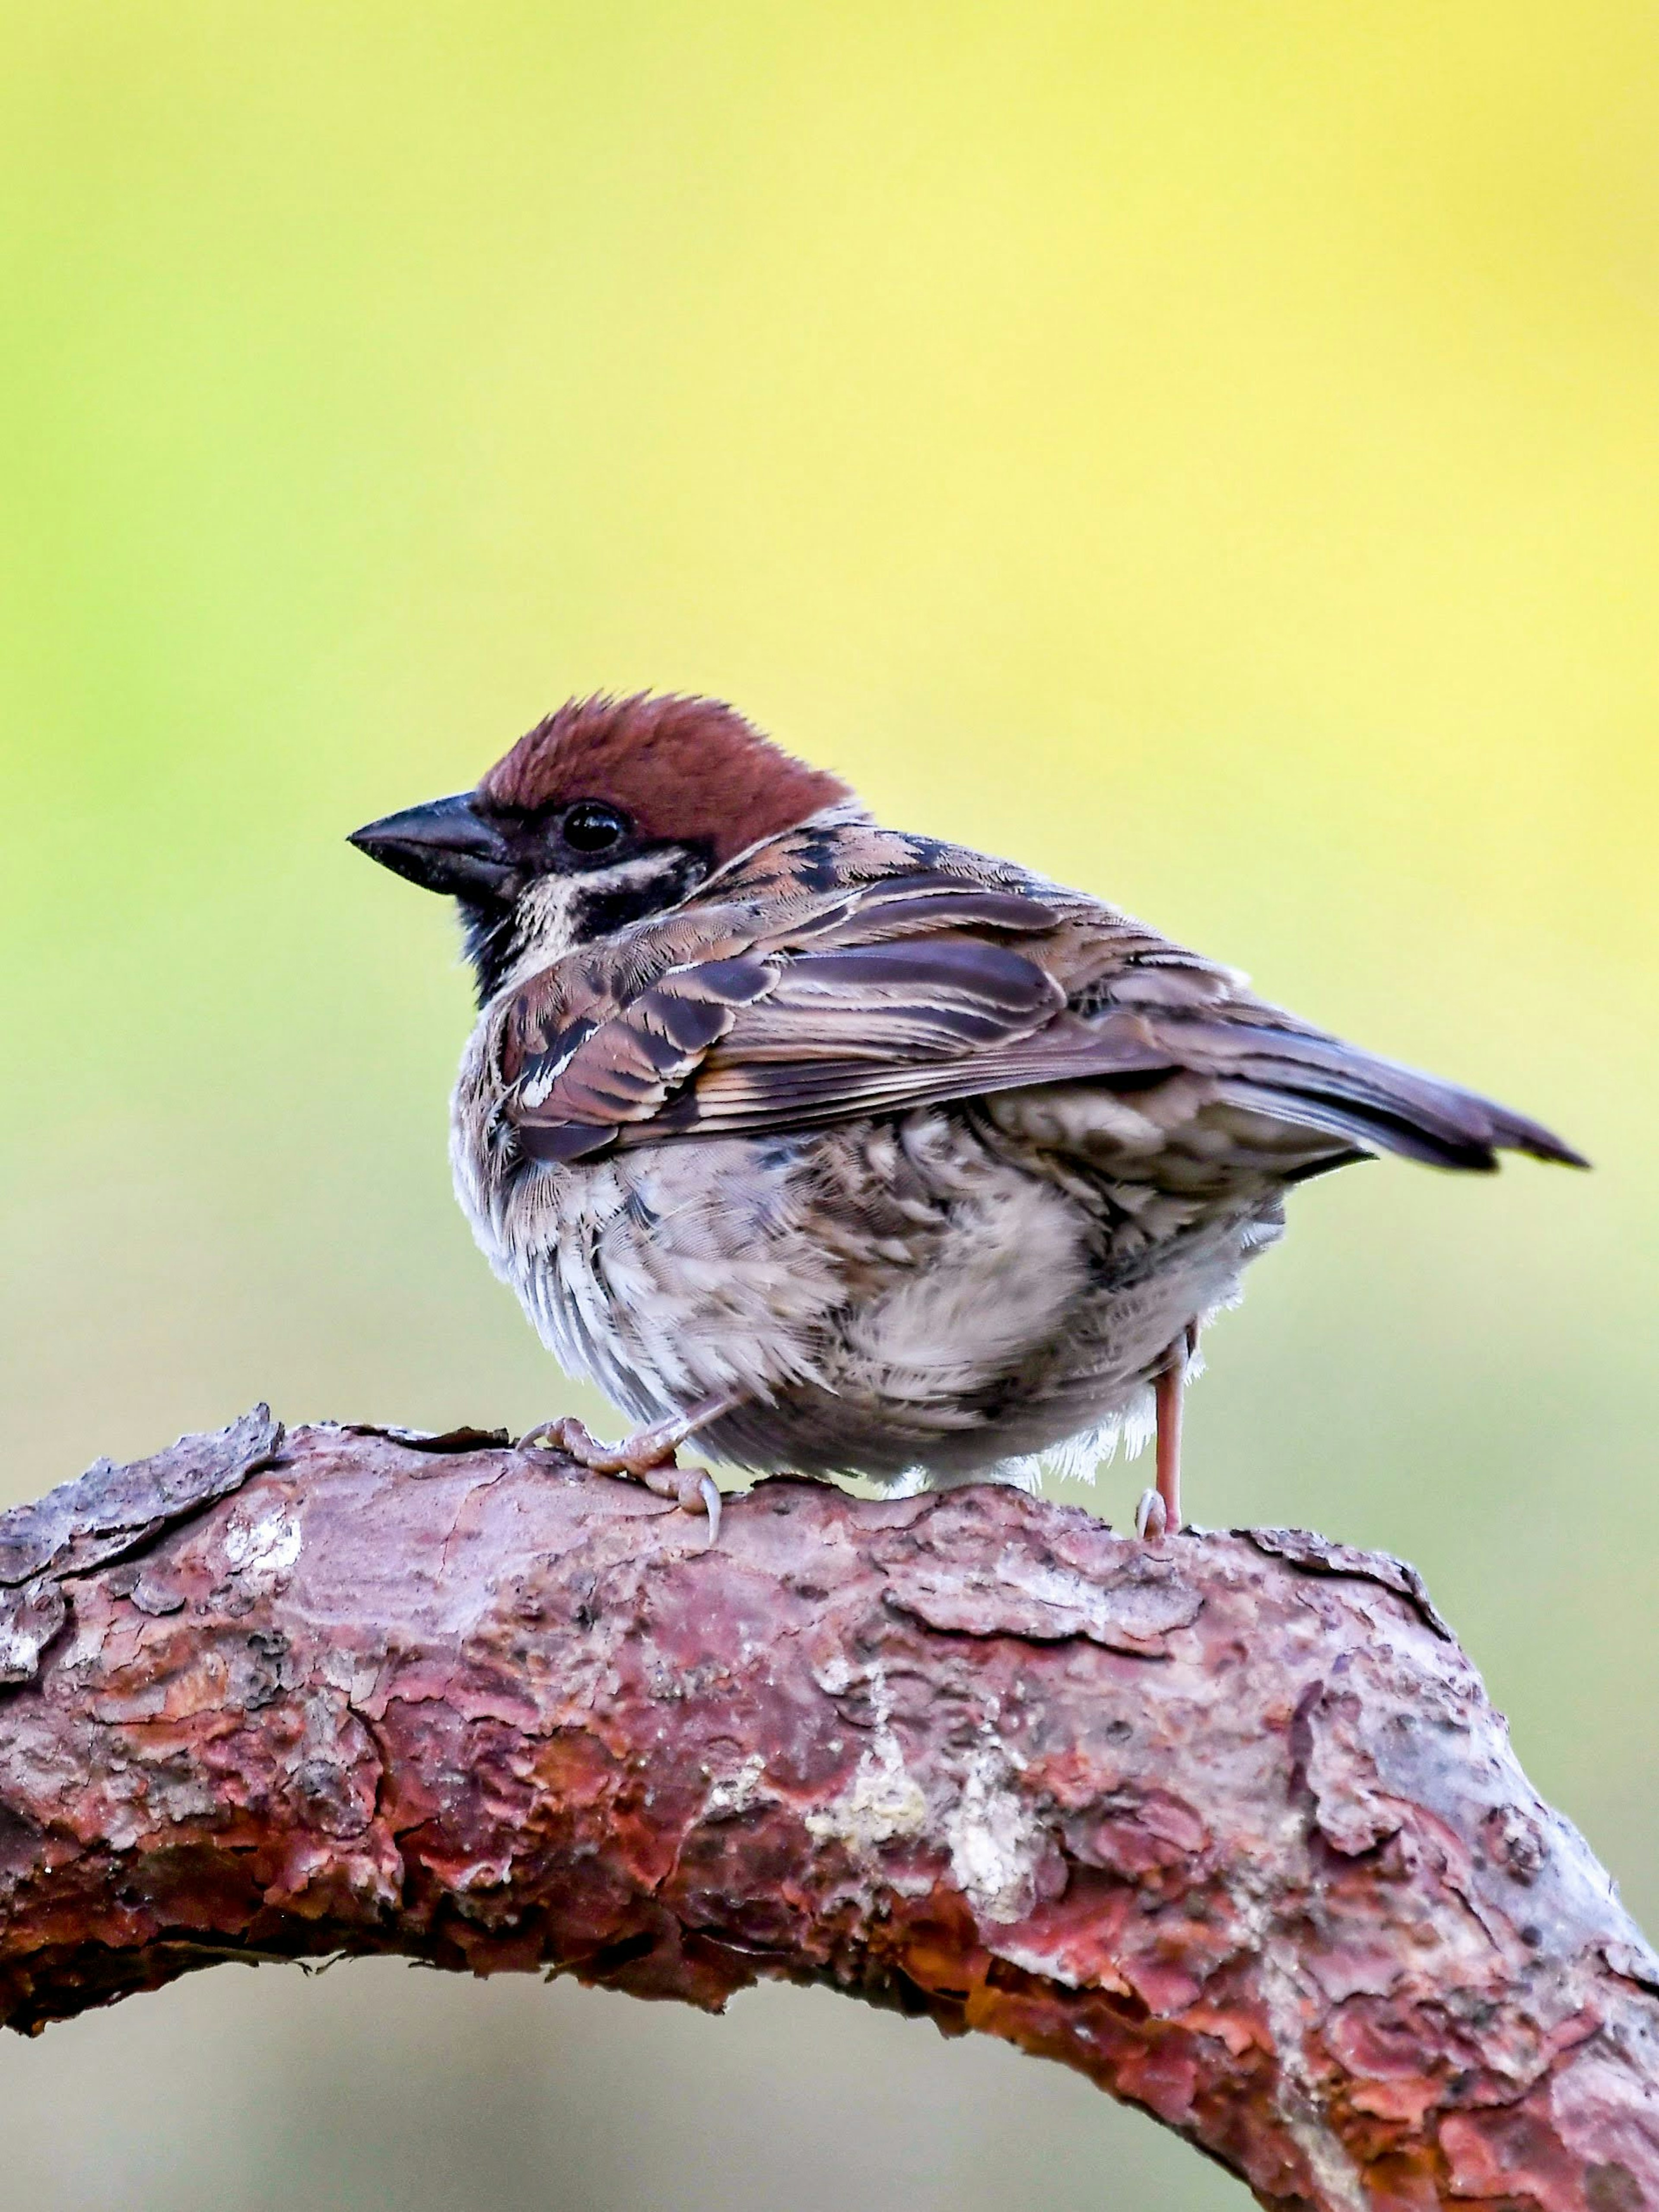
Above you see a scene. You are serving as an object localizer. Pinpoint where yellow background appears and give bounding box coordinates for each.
[2,5,1655,2206]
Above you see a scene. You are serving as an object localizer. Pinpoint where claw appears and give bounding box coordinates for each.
[1135,1487,1168,1542]
[683,1469,722,1548]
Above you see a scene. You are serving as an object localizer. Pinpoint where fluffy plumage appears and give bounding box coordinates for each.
[354,692,1584,1515]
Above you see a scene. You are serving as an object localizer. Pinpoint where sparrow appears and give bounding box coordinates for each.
[350,692,1584,1543]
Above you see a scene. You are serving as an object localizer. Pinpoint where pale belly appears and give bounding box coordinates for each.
[454,1100,1283,1485]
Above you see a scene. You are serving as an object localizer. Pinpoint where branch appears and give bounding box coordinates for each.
[0,1412,1655,2208]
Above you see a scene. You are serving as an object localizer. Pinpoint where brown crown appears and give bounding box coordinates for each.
[478,694,854,869]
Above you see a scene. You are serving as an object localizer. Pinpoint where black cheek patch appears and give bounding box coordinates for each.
[569,843,712,943]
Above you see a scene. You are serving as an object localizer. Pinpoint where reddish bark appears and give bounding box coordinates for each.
[0,1411,1656,2209]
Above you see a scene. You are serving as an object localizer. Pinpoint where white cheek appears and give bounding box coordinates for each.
[497,850,693,991]
[498,877,584,990]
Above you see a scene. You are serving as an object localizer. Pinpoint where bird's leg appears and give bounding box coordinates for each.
[1135,1323,1198,1540]
[519,1390,742,1546]
[1153,1351,1185,1534]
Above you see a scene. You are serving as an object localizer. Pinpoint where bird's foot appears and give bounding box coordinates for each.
[1135,1488,1169,1542]
[518,1415,722,1546]
[519,1413,676,1479]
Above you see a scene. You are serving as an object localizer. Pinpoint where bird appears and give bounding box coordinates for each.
[350,692,1584,1544]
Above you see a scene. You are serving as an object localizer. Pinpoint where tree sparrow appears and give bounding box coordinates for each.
[351,694,1583,1542]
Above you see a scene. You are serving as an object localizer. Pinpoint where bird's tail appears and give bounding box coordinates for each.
[1176,1015,1588,1173]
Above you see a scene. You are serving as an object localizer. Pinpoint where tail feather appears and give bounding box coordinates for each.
[1174,1016,1588,1173]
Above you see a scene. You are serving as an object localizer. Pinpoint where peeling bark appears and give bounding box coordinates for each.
[0,1412,1655,2209]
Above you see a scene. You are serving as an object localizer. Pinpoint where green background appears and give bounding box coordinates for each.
[3,5,1655,2206]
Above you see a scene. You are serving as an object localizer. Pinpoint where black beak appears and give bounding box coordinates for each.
[348,793,516,900]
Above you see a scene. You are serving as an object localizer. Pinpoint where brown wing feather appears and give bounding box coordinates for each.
[503,828,1583,1173]
[505,861,1096,1161]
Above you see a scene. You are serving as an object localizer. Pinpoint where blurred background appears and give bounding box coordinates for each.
[2,1,1655,2204]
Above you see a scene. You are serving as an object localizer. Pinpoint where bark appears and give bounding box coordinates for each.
[0,1411,1655,2209]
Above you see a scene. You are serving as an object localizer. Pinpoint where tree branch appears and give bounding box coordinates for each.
[0,1411,1655,2207]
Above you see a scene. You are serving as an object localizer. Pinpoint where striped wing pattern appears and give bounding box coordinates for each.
[500,825,1583,1174]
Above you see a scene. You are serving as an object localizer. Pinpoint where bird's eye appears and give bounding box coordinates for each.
[561,800,630,854]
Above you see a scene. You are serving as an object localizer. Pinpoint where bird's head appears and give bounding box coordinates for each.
[350,692,852,1003]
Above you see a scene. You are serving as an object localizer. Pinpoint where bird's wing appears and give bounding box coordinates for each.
[499,837,1583,1173]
